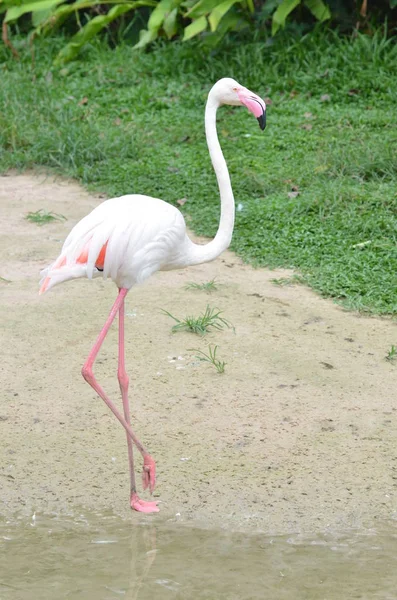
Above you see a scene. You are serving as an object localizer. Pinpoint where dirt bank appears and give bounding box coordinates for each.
[1,173,396,534]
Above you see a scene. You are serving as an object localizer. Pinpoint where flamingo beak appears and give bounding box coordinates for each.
[237,89,267,130]
[257,110,266,130]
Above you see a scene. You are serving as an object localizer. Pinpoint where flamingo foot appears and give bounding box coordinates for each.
[142,454,156,493]
[131,492,160,513]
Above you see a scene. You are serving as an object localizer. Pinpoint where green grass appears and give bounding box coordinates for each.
[0,30,396,314]
[385,345,397,363]
[190,344,226,373]
[184,279,218,293]
[271,275,304,287]
[162,305,233,335]
[25,209,67,225]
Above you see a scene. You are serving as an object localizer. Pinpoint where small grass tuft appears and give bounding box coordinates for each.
[162,305,233,335]
[25,209,67,226]
[190,344,226,373]
[184,279,218,293]
[271,275,304,287]
[385,345,397,363]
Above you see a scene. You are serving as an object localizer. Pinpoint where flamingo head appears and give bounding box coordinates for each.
[210,78,267,130]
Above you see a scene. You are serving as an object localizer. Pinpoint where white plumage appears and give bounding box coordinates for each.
[40,194,191,292]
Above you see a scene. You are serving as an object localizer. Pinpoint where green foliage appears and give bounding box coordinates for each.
[3,0,64,24]
[122,0,255,49]
[272,0,330,35]
[1,0,157,63]
[53,2,153,65]
[0,31,396,314]
[0,0,335,63]
[162,306,233,335]
[137,0,332,48]
[2,0,397,64]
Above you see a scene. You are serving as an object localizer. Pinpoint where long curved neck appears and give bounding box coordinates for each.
[186,92,235,265]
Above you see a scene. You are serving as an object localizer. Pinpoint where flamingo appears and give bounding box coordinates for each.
[39,78,266,513]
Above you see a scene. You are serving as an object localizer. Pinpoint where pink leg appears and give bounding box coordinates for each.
[82,288,158,513]
[118,294,159,513]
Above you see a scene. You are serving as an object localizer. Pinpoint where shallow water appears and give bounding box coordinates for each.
[0,512,396,600]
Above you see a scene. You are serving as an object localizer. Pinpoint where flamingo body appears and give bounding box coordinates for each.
[40,194,191,293]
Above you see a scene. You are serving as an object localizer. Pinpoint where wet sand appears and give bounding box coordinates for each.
[1,173,396,533]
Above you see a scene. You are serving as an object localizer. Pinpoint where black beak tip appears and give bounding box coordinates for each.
[257,111,266,130]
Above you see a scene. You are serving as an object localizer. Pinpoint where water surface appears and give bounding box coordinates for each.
[1,512,396,599]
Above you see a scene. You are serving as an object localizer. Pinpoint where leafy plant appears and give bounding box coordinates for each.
[1,0,157,64]
[162,305,233,335]
[2,0,397,65]
[271,0,330,35]
[385,345,397,363]
[52,1,156,65]
[184,279,218,293]
[0,0,334,63]
[25,209,66,225]
[136,0,332,48]
[190,344,226,372]
[135,0,254,49]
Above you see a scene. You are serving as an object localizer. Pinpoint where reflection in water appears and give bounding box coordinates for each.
[0,511,397,599]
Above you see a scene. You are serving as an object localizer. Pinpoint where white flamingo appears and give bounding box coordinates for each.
[40,78,266,513]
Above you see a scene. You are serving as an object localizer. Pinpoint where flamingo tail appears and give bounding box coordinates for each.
[39,240,108,294]
[39,262,91,294]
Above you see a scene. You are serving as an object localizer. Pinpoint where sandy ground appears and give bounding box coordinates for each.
[1,172,397,534]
